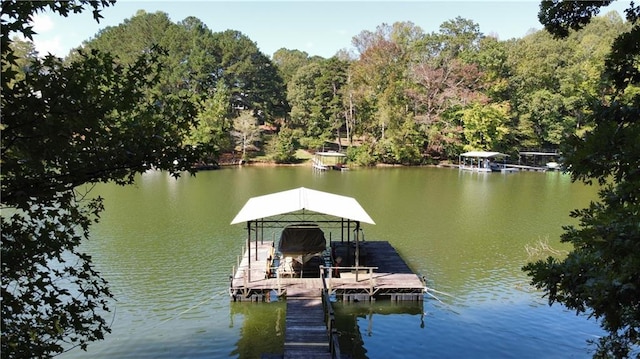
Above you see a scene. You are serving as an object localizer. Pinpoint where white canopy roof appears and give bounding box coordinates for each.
[230,187,375,225]
[460,151,508,158]
[519,151,558,156]
[314,151,346,157]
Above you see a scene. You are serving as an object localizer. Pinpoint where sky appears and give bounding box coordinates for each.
[25,0,630,59]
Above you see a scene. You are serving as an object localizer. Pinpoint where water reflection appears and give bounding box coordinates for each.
[334,301,424,358]
[230,302,285,357]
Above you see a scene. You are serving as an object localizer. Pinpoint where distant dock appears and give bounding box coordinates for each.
[439,162,550,172]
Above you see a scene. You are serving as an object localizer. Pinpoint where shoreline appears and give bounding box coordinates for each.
[214,159,453,169]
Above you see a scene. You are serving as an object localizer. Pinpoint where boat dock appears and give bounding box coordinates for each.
[312,151,348,171]
[230,188,423,359]
[230,240,425,302]
[440,162,550,172]
[446,149,562,172]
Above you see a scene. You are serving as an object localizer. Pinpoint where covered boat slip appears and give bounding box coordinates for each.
[458,150,561,172]
[229,187,425,302]
[518,150,563,171]
[312,151,348,171]
[458,151,513,172]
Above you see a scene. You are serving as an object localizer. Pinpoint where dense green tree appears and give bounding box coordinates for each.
[470,36,513,102]
[557,11,630,138]
[286,57,349,150]
[459,101,511,152]
[518,89,569,147]
[272,48,317,84]
[376,120,425,165]
[171,16,221,95]
[288,62,325,139]
[187,80,233,161]
[524,1,640,357]
[507,29,568,149]
[507,12,627,150]
[85,10,174,62]
[315,57,350,148]
[425,16,483,63]
[1,2,202,357]
[84,13,288,140]
[83,11,209,99]
[268,126,298,163]
[211,30,288,121]
[4,38,38,86]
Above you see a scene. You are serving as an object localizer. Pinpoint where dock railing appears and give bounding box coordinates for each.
[321,265,379,297]
[321,275,341,359]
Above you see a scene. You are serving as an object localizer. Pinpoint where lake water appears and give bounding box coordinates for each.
[60,166,604,358]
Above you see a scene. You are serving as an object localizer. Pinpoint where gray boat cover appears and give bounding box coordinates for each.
[278,224,326,256]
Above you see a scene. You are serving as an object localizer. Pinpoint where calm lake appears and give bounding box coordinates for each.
[61,166,604,358]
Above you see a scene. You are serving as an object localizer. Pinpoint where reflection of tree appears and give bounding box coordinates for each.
[333,301,423,358]
[229,302,285,357]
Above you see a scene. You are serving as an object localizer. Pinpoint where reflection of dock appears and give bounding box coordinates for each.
[230,240,425,302]
[506,164,548,172]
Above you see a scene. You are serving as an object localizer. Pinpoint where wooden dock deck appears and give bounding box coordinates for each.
[438,162,549,172]
[230,241,425,302]
[284,288,331,359]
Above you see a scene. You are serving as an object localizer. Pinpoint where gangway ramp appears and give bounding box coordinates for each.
[284,288,331,359]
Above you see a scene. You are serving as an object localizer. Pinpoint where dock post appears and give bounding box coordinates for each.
[355,221,361,282]
[246,221,251,282]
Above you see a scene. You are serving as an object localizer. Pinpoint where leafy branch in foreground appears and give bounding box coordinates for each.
[524,2,639,358]
[1,2,202,357]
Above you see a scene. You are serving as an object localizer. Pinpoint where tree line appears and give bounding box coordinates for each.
[17,9,630,166]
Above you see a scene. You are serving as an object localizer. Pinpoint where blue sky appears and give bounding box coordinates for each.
[27,1,630,59]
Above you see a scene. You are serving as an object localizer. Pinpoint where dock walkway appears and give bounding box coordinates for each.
[284,288,331,359]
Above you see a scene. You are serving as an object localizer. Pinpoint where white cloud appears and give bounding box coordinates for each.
[30,14,55,33]
[33,36,64,57]
[26,14,66,57]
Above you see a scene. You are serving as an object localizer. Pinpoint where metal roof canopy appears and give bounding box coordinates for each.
[231,187,375,225]
[519,151,558,156]
[460,151,508,158]
[231,187,374,281]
